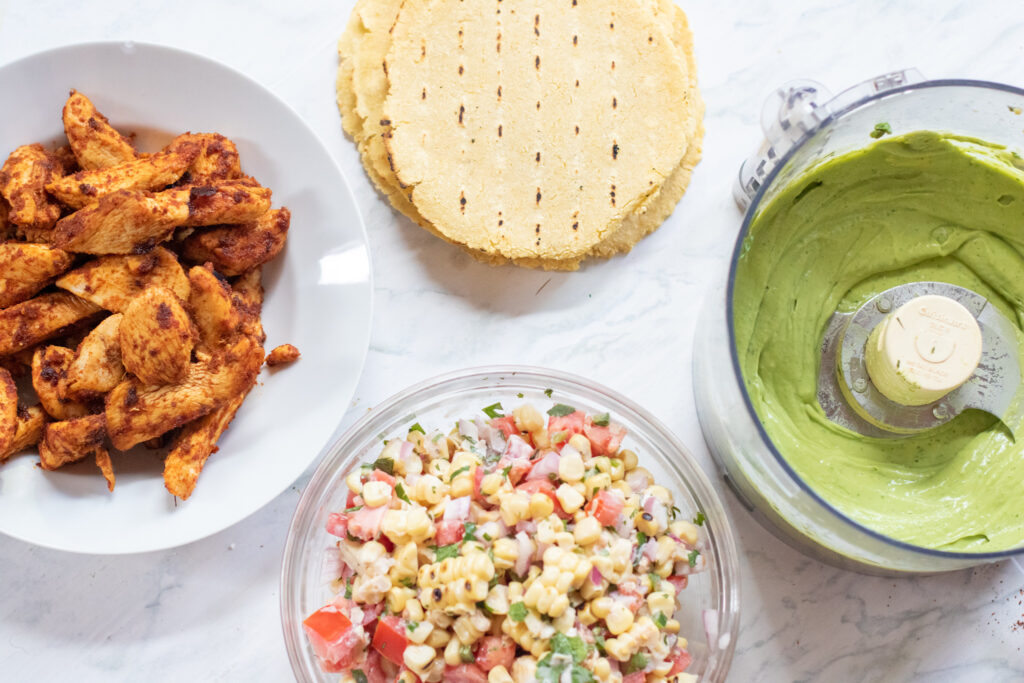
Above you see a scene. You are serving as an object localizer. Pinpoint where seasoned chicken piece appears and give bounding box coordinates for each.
[167,133,242,184]
[120,287,196,385]
[181,207,289,276]
[0,404,46,462]
[265,344,300,367]
[32,346,92,420]
[65,313,125,399]
[38,413,107,470]
[0,367,16,454]
[55,247,190,312]
[163,392,245,500]
[46,138,201,209]
[0,143,64,230]
[0,293,102,357]
[0,197,13,240]
[178,180,271,227]
[95,446,115,491]
[0,243,76,308]
[62,90,137,170]
[232,267,265,343]
[105,334,263,450]
[189,264,242,352]
[52,145,80,175]
[52,188,189,254]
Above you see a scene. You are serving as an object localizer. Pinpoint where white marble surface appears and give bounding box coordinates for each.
[1,0,1023,681]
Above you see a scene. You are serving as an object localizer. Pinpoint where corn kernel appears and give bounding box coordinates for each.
[591,596,613,619]
[556,483,585,514]
[387,586,415,613]
[647,591,675,614]
[426,628,450,648]
[593,658,611,679]
[568,433,592,458]
[607,458,625,481]
[584,472,612,498]
[514,404,544,432]
[443,637,462,666]
[499,492,531,526]
[488,665,514,683]
[407,620,435,644]
[573,515,601,545]
[558,448,585,483]
[481,472,503,496]
[620,449,638,470]
[637,510,660,536]
[665,618,680,634]
[607,603,634,635]
[404,598,425,621]
[362,480,391,508]
[529,492,555,519]
[345,470,363,494]
[670,520,700,547]
[403,644,436,674]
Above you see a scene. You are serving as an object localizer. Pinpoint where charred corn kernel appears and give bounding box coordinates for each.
[574,515,601,545]
[607,602,634,635]
[556,483,585,513]
[529,492,554,519]
[488,665,514,683]
[407,620,435,644]
[665,618,681,634]
[404,598,425,622]
[345,470,363,494]
[404,644,437,676]
[418,553,494,614]
[620,449,638,470]
[499,491,531,526]
[412,474,445,504]
[484,583,510,615]
[593,658,612,679]
[608,457,625,481]
[362,480,391,507]
[502,616,548,659]
[514,404,544,432]
[558,448,585,482]
[387,586,416,613]
[637,511,660,536]
[591,596,613,619]
[492,537,519,570]
[511,655,539,683]
[604,616,658,661]
[578,603,598,626]
[584,472,612,497]
[647,591,675,614]
[481,472,503,496]
[670,520,700,547]
[390,542,419,582]
[443,636,462,665]
[425,627,450,648]
[568,433,592,458]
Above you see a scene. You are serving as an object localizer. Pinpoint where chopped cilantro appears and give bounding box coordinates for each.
[551,633,588,664]
[463,434,477,444]
[637,531,648,545]
[409,422,425,434]
[547,403,576,417]
[592,412,610,426]
[670,505,680,520]
[870,121,892,139]
[551,430,568,444]
[372,456,394,475]
[654,611,668,628]
[693,511,706,526]
[344,577,353,599]
[482,532,492,542]
[450,465,470,481]
[544,388,554,398]
[479,600,494,614]
[508,601,528,622]
[463,522,478,543]
[406,620,419,631]
[435,544,460,561]
[482,402,504,418]
[517,392,524,398]
[395,482,412,504]
[400,577,415,588]
[625,652,648,674]
[459,644,474,662]
[688,549,700,567]
[648,572,661,589]
[501,465,512,478]
[352,670,368,683]
[593,628,607,654]
[431,432,443,443]
[343,504,363,513]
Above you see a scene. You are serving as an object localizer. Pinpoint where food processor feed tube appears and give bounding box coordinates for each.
[695,73,1024,573]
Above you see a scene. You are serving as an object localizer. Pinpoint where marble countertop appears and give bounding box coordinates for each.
[1,0,1023,681]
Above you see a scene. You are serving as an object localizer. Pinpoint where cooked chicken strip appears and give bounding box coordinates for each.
[120,287,196,385]
[178,180,272,227]
[52,188,189,254]
[38,413,107,470]
[94,446,115,491]
[105,334,263,450]
[0,143,64,230]
[65,314,125,399]
[0,293,102,357]
[181,207,289,276]
[0,404,46,462]
[32,346,92,420]
[163,392,246,500]
[0,243,76,309]
[0,367,16,454]
[46,138,201,209]
[167,133,242,184]
[189,264,242,353]
[62,90,137,171]
[0,197,13,240]
[55,247,190,313]
[232,267,265,343]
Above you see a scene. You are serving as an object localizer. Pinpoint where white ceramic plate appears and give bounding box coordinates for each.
[0,42,373,554]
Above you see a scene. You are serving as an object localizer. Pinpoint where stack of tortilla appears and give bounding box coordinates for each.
[337,0,703,271]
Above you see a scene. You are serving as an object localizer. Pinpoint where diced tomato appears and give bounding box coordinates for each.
[303,606,363,671]
[615,583,646,612]
[667,648,693,675]
[345,489,358,508]
[475,635,515,672]
[506,458,532,484]
[379,535,395,553]
[547,410,587,438]
[348,505,387,541]
[585,490,624,526]
[622,673,646,683]
[490,416,519,439]
[371,615,409,667]
[363,649,390,683]
[516,479,569,519]
[666,574,689,594]
[435,519,466,545]
[472,465,486,502]
[443,663,488,683]
[370,469,396,487]
[325,512,349,538]
[584,422,627,456]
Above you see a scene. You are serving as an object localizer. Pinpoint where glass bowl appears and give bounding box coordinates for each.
[281,366,740,682]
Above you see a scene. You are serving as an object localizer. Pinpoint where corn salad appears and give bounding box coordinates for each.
[302,401,705,683]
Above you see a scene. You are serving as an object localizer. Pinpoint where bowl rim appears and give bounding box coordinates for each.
[280,365,741,682]
[726,78,1024,560]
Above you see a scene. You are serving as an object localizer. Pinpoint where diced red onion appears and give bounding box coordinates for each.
[525,451,560,481]
[398,440,414,459]
[458,419,479,441]
[515,532,535,576]
[515,520,538,535]
[625,469,649,493]
[558,442,581,460]
[504,434,535,460]
[444,496,472,522]
[589,566,603,585]
[641,539,659,562]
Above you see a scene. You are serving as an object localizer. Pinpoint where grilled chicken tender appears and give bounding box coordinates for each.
[120,287,196,386]
[0,243,76,309]
[0,293,102,357]
[0,367,17,454]
[189,264,243,352]
[164,392,246,500]
[46,138,201,209]
[0,198,12,239]
[1,404,46,462]
[62,90,137,170]
[94,446,115,491]
[178,180,272,227]
[0,143,65,230]
[38,413,107,470]
[65,313,125,399]
[52,187,190,254]
[105,334,263,450]
[55,247,190,313]
[167,133,242,184]
[265,344,300,366]
[32,346,92,421]
[232,267,266,342]
[181,207,289,276]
